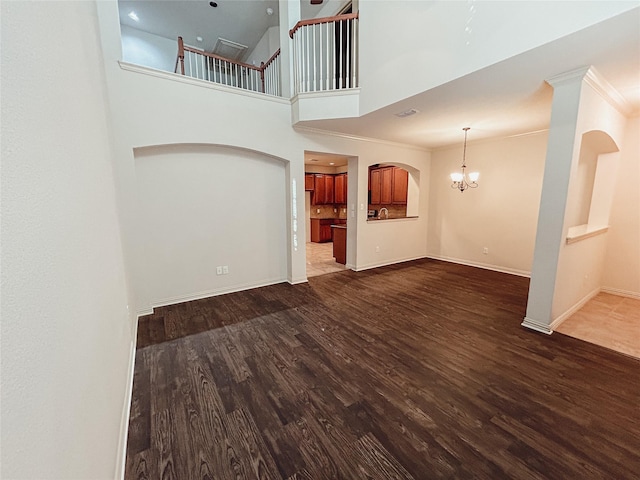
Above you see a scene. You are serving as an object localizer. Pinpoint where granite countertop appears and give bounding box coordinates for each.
[367,216,419,222]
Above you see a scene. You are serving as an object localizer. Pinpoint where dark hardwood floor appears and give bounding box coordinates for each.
[127,259,640,479]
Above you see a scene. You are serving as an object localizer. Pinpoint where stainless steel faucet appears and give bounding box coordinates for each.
[379,207,389,219]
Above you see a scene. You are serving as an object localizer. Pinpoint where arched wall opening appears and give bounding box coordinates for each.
[133,143,289,308]
[366,162,420,219]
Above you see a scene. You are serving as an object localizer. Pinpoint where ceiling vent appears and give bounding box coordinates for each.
[395,108,419,118]
[212,37,248,61]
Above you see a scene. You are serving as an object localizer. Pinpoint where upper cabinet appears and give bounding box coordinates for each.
[334,173,347,205]
[369,165,408,205]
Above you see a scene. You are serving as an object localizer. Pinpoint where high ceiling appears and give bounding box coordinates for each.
[118,2,639,150]
[117,0,330,60]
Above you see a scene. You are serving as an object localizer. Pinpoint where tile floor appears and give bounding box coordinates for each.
[306,241,348,277]
[555,292,640,359]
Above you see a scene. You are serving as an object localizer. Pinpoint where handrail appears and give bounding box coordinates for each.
[262,48,281,70]
[174,37,281,95]
[289,12,359,38]
[182,44,262,72]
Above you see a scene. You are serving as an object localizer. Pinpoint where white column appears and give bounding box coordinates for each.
[523,68,587,334]
[279,0,300,99]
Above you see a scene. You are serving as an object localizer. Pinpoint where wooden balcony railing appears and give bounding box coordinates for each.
[175,36,281,96]
[289,12,359,94]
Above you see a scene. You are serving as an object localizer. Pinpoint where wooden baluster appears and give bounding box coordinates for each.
[177,36,185,75]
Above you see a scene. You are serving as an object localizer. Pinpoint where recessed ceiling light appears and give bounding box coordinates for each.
[196,36,203,42]
[395,108,419,118]
[329,162,335,165]
[128,11,139,22]
[266,7,274,15]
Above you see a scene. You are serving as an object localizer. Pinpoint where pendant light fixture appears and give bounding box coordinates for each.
[450,127,479,192]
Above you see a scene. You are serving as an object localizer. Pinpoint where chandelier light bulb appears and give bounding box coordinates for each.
[450,127,479,192]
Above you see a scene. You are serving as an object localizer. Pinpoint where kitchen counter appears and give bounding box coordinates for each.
[331,225,347,264]
[367,216,419,222]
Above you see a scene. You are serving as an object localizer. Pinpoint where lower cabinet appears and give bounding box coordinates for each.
[310,218,334,243]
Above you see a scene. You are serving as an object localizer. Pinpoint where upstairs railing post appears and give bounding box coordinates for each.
[260,61,266,93]
[176,36,185,75]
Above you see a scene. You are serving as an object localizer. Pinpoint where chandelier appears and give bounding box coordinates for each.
[450,127,479,192]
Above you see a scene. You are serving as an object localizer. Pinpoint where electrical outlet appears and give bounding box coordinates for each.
[375,246,380,253]
[483,247,489,255]
[216,266,223,275]
[316,209,320,214]
[223,266,229,274]
[334,208,337,213]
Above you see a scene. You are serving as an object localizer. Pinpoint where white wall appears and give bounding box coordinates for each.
[428,132,547,275]
[551,76,627,321]
[602,116,640,296]
[121,24,177,72]
[135,144,288,307]
[1,1,134,478]
[358,0,638,115]
[246,26,280,66]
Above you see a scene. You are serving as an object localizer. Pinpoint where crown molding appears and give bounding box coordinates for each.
[546,65,631,117]
[293,125,430,152]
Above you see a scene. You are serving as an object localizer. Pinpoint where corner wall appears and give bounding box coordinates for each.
[427,132,547,276]
[602,115,640,297]
[1,1,134,478]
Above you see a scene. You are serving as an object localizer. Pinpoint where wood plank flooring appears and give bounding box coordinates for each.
[127,259,640,479]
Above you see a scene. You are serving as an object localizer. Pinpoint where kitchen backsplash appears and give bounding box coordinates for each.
[310,205,348,219]
[367,205,407,218]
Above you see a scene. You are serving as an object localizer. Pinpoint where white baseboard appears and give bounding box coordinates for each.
[549,287,601,331]
[146,277,287,314]
[521,316,554,335]
[115,316,138,479]
[354,255,427,272]
[427,254,531,278]
[601,287,640,300]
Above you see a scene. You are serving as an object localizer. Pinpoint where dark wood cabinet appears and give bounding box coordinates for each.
[305,174,315,191]
[332,226,347,264]
[334,173,347,204]
[392,167,408,204]
[380,167,393,204]
[369,166,408,206]
[312,174,335,205]
[310,218,335,242]
[370,169,381,205]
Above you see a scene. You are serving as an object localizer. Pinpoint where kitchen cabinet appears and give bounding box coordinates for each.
[392,167,408,204]
[369,166,408,205]
[331,226,347,264]
[305,174,315,191]
[310,218,334,242]
[370,169,381,205]
[380,167,393,204]
[334,173,347,204]
[312,174,335,205]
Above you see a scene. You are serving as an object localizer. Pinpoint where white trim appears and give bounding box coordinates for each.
[549,287,601,331]
[115,317,139,479]
[118,61,291,105]
[546,65,591,87]
[149,277,288,310]
[292,88,361,101]
[601,287,640,300]
[288,277,309,285]
[521,317,554,335]
[430,129,549,152]
[566,224,609,244]
[294,125,430,152]
[136,307,154,318]
[584,66,632,117]
[426,254,531,278]
[355,254,428,272]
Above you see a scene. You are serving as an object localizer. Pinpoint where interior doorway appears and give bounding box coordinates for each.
[304,151,350,277]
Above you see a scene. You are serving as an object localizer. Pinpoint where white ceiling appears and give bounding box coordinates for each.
[118,0,329,61]
[298,7,640,149]
[119,2,639,150]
